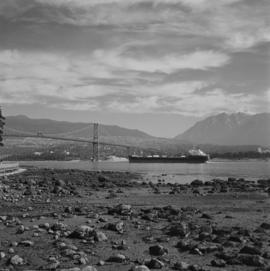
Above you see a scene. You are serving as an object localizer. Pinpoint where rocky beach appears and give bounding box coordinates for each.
[0,168,269,271]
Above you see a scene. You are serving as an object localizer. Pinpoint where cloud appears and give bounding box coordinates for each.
[0,50,118,107]
[1,0,269,51]
[0,1,269,117]
[105,88,261,116]
[94,49,230,73]
[0,47,267,116]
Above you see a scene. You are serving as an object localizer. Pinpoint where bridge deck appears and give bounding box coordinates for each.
[4,133,132,148]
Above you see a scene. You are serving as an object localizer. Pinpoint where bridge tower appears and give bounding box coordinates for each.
[92,123,99,161]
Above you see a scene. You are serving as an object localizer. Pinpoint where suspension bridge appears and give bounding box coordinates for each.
[3,123,153,161]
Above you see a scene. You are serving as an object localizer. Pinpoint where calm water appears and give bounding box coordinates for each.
[19,159,270,183]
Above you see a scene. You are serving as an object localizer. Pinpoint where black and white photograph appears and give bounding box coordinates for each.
[0,0,270,270]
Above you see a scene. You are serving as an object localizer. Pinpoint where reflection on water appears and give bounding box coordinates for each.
[19,159,270,183]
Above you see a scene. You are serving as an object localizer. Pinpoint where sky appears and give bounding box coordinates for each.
[0,0,269,137]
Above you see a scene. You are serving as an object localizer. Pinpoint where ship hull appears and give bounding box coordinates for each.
[128,155,208,163]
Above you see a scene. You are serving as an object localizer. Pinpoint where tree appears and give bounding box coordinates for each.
[0,108,5,147]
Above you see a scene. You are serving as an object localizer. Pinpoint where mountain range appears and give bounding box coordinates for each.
[4,113,270,147]
[4,115,159,148]
[175,112,270,146]
[5,115,151,138]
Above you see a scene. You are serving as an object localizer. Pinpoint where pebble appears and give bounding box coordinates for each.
[8,248,15,254]
[97,260,105,266]
[0,252,5,259]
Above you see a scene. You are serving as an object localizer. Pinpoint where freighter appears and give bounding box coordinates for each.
[128,148,209,163]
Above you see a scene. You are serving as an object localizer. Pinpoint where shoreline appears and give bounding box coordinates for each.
[0,168,269,270]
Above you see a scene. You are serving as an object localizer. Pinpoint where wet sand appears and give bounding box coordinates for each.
[0,168,270,271]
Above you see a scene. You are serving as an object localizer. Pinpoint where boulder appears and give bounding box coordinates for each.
[10,255,24,265]
[173,261,190,270]
[145,258,164,269]
[240,245,262,255]
[130,265,150,271]
[107,254,126,263]
[238,254,267,267]
[93,231,108,242]
[81,265,98,271]
[69,225,94,239]
[149,245,168,256]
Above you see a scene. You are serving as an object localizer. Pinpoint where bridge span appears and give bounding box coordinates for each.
[3,123,153,161]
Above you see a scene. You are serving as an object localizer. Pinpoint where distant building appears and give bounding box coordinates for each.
[64,150,70,155]
[258,147,270,154]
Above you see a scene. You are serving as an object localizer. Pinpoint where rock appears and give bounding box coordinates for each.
[78,256,88,265]
[10,255,24,265]
[263,251,270,259]
[149,244,168,256]
[42,222,50,229]
[201,213,213,219]
[81,266,98,271]
[62,248,77,257]
[260,223,270,230]
[238,254,267,267]
[176,240,195,252]
[55,179,65,187]
[145,258,164,269]
[97,260,105,266]
[106,221,125,234]
[108,203,132,214]
[0,216,7,221]
[191,180,204,187]
[60,268,80,271]
[69,225,93,239]
[11,241,18,247]
[98,175,110,182]
[93,231,108,242]
[173,261,190,270]
[16,225,25,234]
[45,258,60,270]
[0,252,5,259]
[211,259,226,267]
[64,206,73,213]
[107,254,126,263]
[98,217,107,222]
[51,222,68,231]
[240,245,262,255]
[130,265,150,271]
[8,248,15,254]
[167,222,189,237]
[19,240,34,247]
[192,248,203,256]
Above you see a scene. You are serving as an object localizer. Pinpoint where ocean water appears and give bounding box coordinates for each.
[19,159,270,183]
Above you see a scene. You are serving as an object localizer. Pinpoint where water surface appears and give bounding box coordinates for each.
[19,159,270,183]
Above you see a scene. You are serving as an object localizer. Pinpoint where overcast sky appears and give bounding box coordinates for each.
[0,0,269,137]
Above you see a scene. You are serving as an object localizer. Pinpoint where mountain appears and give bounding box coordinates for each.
[4,115,192,151]
[5,115,153,143]
[175,112,270,146]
